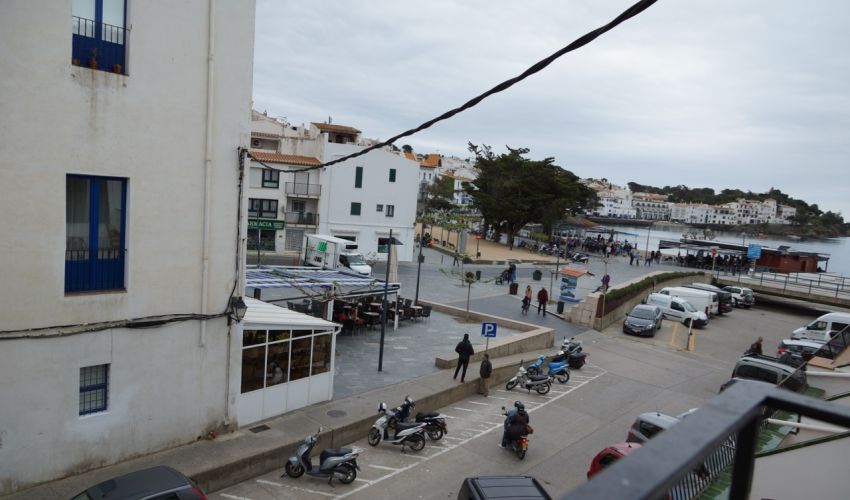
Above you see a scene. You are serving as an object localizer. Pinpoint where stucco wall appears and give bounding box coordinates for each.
[0,0,255,493]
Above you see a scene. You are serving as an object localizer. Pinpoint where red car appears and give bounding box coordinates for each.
[586,442,641,479]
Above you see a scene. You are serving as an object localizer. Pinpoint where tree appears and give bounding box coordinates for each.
[423,175,455,212]
[402,144,413,153]
[464,144,596,248]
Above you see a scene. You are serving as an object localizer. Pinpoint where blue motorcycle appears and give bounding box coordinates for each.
[525,354,570,384]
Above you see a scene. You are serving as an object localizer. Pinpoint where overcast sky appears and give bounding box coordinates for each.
[253,0,850,217]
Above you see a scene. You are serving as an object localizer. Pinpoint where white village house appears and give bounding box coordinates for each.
[0,1,344,495]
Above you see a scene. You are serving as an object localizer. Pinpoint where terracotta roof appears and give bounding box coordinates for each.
[249,151,322,167]
[312,122,361,135]
[251,131,281,139]
[403,151,417,161]
[420,154,441,168]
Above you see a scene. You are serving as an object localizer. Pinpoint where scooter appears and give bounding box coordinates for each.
[501,407,531,460]
[284,427,361,485]
[505,363,552,395]
[367,402,427,452]
[561,337,588,369]
[525,354,570,383]
[391,396,448,441]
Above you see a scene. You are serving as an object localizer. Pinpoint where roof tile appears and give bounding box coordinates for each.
[249,151,322,167]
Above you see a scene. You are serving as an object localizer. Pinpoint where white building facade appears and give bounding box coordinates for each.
[0,0,254,494]
[320,141,420,262]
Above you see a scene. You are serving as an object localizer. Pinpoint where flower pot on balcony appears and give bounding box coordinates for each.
[112,64,123,74]
[88,59,98,69]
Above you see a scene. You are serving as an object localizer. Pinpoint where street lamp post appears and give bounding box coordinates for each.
[414,222,425,306]
[378,229,393,372]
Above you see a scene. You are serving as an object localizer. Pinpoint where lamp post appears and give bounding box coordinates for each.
[414,222,425,305]
[378,229,392,372]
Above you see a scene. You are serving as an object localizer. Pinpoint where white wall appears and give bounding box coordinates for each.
[0,0,254,492]
[320,143,419,262]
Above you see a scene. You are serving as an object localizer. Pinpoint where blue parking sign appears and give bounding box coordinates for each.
[481,322,498,338]
[747,244,762,260]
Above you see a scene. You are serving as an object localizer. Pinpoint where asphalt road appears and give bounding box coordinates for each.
[211,302,815,500]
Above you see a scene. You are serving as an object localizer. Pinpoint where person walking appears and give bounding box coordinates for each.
[746,336,764,357]
[522,285,532,314]
[536,287,549,315]
[479,353,492,396]
[601,273,611,292]
[454,333,475,383]
[509,261,517,283]
[452,251,459,267]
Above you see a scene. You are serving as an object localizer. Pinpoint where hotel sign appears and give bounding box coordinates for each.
[248,219,285,230]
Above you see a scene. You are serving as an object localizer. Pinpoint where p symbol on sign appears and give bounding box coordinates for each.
[481,322,498,338]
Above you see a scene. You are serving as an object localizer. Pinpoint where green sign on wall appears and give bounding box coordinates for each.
[248,219,285,230]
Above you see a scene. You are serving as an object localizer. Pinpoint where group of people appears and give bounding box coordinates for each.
[520,285,549,315]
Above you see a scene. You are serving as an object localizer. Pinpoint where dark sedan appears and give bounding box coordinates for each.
[623,304,663,337]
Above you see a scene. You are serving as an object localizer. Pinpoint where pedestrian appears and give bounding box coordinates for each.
[536,287,549,315]
[601,273,610,292]
[452,252,459,267]
[454,333,475,383]
[479,353,492,396]
[746,336,764,357]
[509,261,517,283]
[628,250,635,266]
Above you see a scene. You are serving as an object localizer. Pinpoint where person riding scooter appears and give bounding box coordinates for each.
[501,401,530,448]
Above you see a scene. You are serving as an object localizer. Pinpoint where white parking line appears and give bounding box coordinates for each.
[220,494,253,500]
[255,479,338,498]
[368,464,401,471]
[451,407,477,412]
[466,401,490,406]
[336,367,607,499]
[255,479,284,487]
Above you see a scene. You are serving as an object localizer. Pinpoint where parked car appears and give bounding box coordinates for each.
[626,412,680,444]
[646,293,709,328]
[457,476,551,500]
[70,466,206,500]
[587,443,641,479]
[791,312,850,343]
[658,286,718,317]
[684,283,733,314]
[777,339,824,358]
[728,356,808,392]
[623,304,663,337]
[721,286,755,308]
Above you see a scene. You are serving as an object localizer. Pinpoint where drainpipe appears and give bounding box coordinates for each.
[199,0,216,348]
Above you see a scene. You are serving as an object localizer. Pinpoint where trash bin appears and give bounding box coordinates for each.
[557,301,565,314]
[532,270,542,281]
[509,282,519,295]
[475,270,482,281]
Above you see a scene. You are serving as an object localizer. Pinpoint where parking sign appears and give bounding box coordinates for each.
[481,322,497,338]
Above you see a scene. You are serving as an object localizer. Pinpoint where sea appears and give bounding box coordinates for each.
[586,224,850,277]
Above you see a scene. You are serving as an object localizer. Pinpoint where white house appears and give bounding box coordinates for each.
[320,138,420,263]
[0,0,254,494]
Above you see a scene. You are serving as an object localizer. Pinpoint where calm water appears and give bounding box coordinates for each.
[590,224,850,276]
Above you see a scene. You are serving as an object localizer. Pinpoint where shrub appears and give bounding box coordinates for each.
[597,271,704,316]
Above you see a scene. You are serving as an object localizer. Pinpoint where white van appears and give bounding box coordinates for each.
[646,293,709,328]
[658,287,718,317]
[791,312,850,343]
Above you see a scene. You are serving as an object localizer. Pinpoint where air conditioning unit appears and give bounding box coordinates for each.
[251,138,261,147]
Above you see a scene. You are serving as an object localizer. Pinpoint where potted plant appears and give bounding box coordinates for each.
[112,63,123,74]
[87,47,99,69]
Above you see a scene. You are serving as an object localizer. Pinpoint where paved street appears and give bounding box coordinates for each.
[211,300,815,499]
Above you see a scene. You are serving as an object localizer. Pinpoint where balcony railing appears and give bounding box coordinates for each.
[283,211,319,226]
[72,16,127,74]
[285,182,321,197]
[563,380,850,500]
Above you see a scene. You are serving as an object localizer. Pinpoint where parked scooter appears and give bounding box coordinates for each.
[367,402,427,452]
[284,427,361,485]
[561,337,588,369]
[391,396,448,441]
[525,354,570,383]
[505,363,552,395]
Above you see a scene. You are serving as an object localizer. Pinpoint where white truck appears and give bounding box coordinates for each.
[303,234,372,276]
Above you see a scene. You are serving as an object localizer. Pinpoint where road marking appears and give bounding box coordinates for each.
[255,479,337,498]
[486,395,509,400]
[336,367,608,500]
[467,401,489,406]
[451,407,476,412]
[354,478,372,484]
[369,464,401,471]
[220,494,253,500]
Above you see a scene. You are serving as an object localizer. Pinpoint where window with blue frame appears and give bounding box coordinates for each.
[66,175,127,293]
[72,0,128,74]
[79,364,109,415]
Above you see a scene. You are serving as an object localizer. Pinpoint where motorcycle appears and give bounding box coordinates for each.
[561,337,588,369]
[367,402,427,452]
[501,407,531,460]
[505,363,552,395]
[284,427,361,485]
[391,396,448,441]
[524,354,570,383]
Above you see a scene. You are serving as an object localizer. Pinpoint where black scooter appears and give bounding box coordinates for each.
[561,337,588,369]
[391,395,448,441]
[284,427,361,485]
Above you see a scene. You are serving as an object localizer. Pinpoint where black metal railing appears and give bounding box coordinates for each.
[72,16,127,73]
[562,380,850,500]
[285,182,321,197]
[814,326,850,360]
[283,211,319,225]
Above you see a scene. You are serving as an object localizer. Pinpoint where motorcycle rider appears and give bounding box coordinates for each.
[501,401,530,448]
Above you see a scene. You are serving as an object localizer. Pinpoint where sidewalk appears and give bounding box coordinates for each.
[2,346,574,499]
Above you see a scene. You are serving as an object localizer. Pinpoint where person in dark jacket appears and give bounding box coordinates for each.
[454,333,475,383]
[501,401,530,447]
[479,353,492,396]
[537,287,549,315]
